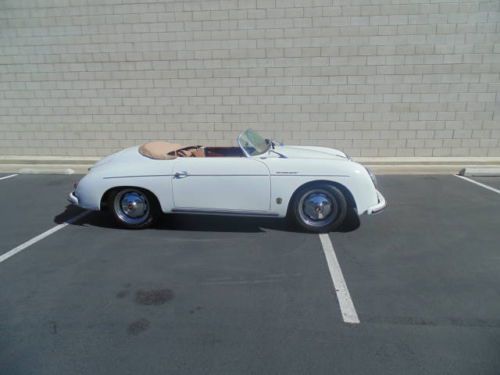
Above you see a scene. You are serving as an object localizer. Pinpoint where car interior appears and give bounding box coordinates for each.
[176,146,245,158]
[139,141,245,160]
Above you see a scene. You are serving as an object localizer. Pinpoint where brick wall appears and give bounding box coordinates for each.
[0,0,499,157]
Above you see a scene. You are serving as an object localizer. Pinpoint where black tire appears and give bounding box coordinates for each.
[109,188,158,229]
[290,183,348,233]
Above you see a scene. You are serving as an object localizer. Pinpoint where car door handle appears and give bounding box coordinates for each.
[174,171,189,179]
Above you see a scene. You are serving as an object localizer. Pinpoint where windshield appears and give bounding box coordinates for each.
[237,129,270,156]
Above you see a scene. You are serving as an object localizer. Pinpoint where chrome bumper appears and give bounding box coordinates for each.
[366,190,386,215]
[68,191,79,206]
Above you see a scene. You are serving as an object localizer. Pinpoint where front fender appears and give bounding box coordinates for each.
[265,159,379,216]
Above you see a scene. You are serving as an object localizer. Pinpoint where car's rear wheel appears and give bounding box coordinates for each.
[291,183,347,233]
[110,188,157,229]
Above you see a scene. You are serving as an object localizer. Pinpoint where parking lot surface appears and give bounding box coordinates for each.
[1,173,499,374]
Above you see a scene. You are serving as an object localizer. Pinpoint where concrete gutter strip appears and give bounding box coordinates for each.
[0,164,91,175]
[458,167,500,177]
[369,165,487,175]
[356,157,500,166]
[0,156,499,175]
[0,156,99,165]
[0,156,97,174]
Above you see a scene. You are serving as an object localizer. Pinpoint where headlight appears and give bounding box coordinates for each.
[365,167,378,187]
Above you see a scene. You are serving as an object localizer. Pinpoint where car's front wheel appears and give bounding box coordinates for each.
[110,188,157,229]
[291,183,347,233]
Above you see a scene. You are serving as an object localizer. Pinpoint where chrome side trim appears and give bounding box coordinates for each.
[104,174,173,179]
[104,173,350,179]
[172,208,280,217]
[271,174,349,177]
[177,174,267,177]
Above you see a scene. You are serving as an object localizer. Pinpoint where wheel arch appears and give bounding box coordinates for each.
[287,180,357,215]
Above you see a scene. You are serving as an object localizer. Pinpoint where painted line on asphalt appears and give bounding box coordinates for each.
[0,174,18,181]
[454,175,500,195]
[0,210,91,264]
[319,233,360,324]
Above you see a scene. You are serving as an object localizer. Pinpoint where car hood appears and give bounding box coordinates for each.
[273,145,348,160]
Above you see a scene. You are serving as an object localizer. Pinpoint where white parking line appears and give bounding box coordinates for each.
[454,175,500,195]
[319,233,360,324]
[0,210,90,264]
[0,174,18,181]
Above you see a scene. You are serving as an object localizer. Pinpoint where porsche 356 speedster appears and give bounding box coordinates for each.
[68,129,385,233]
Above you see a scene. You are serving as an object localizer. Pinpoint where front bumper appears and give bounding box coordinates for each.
[68,191,79,206]
[366,190,386,215]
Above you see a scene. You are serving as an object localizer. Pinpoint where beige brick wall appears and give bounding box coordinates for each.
[0,0,499,157]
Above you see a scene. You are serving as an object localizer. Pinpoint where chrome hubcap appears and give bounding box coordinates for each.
[303,193,332,220]
[298,189,337,227]
[114,190,150,225]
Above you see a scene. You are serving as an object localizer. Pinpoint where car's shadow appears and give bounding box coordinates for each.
[54,205,360,233]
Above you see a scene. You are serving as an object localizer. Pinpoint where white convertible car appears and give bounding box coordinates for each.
[68,129,385,232]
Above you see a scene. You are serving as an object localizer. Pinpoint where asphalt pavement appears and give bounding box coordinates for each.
[0,173,499,375]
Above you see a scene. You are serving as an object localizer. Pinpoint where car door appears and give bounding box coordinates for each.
[172,157,271,212]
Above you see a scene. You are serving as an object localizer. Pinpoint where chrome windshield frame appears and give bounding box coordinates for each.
[237,129,271,157]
